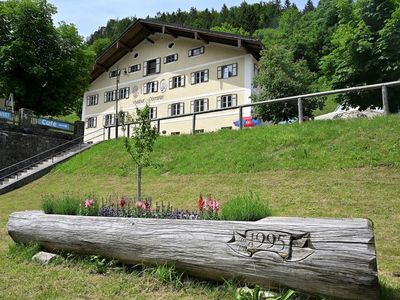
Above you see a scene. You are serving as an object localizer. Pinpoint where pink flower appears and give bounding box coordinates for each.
[135,201,143,209]
[84,199,94,208]
[214,201,220,212]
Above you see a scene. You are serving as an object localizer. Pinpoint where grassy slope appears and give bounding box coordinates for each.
[1,116,400,299]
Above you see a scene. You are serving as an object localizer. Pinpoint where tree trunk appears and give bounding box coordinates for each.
[7,211,379,299]
[137,164,141,200]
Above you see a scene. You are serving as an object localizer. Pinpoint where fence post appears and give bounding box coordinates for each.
[239,107,243,129]
[192,113,196,135]
[298,97,304,124]
[382,85,389,116]
[108,127,111,140]
[157,119,161,134]
[127,124,130,137]
[103,128,105,141]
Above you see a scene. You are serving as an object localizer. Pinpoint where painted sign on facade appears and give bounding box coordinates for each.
[0,109,12,121]
[37,118,71,131]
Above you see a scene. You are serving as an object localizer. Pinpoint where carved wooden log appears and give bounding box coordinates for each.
[7,211,379,299]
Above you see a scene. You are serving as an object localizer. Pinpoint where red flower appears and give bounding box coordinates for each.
[118,198,127,208]
[198,193,204,211]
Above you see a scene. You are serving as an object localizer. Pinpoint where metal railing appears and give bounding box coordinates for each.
[103,80,400,138]
[0,108,19,125]
[0,128,104,183]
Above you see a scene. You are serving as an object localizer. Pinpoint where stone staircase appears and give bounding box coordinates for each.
[0,143,93,195]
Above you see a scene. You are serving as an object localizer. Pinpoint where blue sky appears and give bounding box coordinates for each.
[50,0,315,39]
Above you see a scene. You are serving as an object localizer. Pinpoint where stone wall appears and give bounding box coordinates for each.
[0,123,80,179]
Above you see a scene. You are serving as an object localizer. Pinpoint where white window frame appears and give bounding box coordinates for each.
[163,53,178,64]
[109,69,121,78]
[149,107,157,120]
[191,98,209,113]
[191,69,209,85]
[104,114,115,127]
[188,46,205,57]
[168,102,184,116]
[143,81,158,94]
[169,75,185,89]
[217,94,238,109]
[143,57,161,76]
[128,64,141,73]
[217,63,238,79]
[86,94,98,106]
[86,117,97,128]
[104,87,129,102]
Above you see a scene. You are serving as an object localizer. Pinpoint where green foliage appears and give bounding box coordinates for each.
[320,0,400,112]
[210,23,249,36]
[88,37,111,56]
[149,265,184,287]
[221,192,272,221]
[41,193,81,215]
[8,243,40,261]
[121,105,158,199]
[252,45,324,122]
[0,0,95,116]
[236,286,296,300]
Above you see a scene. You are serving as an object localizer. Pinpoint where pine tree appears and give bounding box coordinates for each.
[303,0,315,13]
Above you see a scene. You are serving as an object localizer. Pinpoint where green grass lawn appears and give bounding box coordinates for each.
[1,116,400,299]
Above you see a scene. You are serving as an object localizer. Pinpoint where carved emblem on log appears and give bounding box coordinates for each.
[227,230,315,262]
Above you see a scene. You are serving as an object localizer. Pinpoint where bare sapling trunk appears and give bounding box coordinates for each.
[137,164,142,200]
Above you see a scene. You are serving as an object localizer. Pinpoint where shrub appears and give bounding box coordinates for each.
[221,192,271,221]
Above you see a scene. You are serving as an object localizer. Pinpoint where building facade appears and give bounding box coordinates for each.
[82,20,262,142]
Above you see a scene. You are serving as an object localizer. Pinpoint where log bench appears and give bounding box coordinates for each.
[7,211,379,299]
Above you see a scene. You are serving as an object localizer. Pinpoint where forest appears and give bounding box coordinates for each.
[87,0,400,119]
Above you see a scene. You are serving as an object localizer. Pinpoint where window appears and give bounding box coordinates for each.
[217,63,238,79]
[128,64,141,73]
[168,102,184,116]
[149,107,157,120]
[109,69,121,78]
[143,57,161,76]
[163,53,178,64]
[86,94,98,106]
[143,81,158,94]
[86,117,97,128]
[188,46,205,57]
[217,94,237,109]
[104,87,130,102]
[191,98,209,113]
[171,132,180,135]
[104,114,115,126]
[191,69,209,85]
[169,75,185,89]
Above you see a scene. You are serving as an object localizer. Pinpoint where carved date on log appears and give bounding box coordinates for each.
[7,211,379,299]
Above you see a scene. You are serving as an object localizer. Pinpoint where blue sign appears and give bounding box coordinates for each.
[0,110,12,121]
[37,118,71,131]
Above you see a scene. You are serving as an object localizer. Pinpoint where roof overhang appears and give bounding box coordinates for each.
[90,19,263,83]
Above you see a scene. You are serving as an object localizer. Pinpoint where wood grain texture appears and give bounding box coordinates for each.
[7,211,379,299]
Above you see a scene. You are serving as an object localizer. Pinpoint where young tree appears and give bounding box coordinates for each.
[252,45,324,122]
[0,0,94,115]
[120,106,158,200]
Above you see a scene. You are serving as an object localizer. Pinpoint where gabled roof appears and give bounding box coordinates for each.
[90,19,263,82]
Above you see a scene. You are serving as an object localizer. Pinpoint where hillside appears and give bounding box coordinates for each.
[1,116,400,299]
[57,116,400,176]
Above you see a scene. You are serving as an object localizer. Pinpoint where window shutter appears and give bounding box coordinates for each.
[204,98,209,111]
[200,46,205,54]
[143,83,148,94]
[154,81,158,92]
[233,63,238,76]
[94,117,97,128]
[126,87,130,98]
[217,96,221,109]
[156,57,161,73]
[95,95,98,105]
[180,102,184,115]
[168,104,172,116]
[188,49,192,57]
[169,78,173,89]
[181,75,185,87]
[143,61,148,76]
[232,94,237,106]
[174,53,178,61]
[190,100,194,113]
[204,70,209,82]
[191,73,195,85]
[217,67,222,79]
[104,92,107,102]
[154,107,157,119]
[163,57,167,64]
